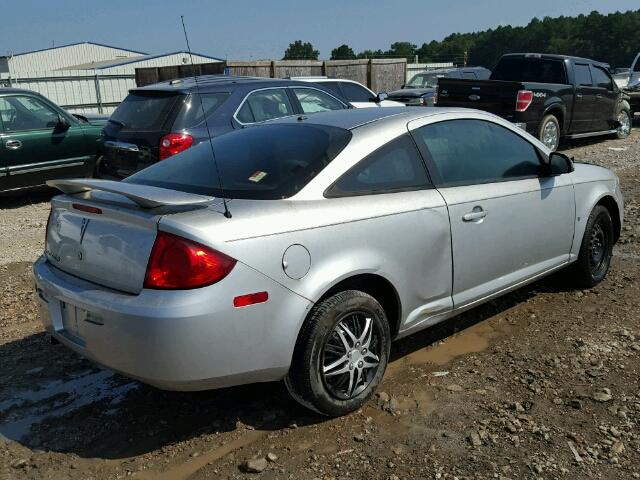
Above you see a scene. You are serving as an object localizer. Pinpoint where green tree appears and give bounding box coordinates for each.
[283,40,319,60]
[385,42,417,60]
[331,44,356,60]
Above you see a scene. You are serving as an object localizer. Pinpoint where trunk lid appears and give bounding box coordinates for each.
[436,78,524,118]
[45,179,215,294]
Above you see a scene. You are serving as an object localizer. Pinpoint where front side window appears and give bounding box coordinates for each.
[126,124,352,200]
[236,89,294,124]
[326,134,430,197]
[339,82,375,102]
[413,119,542,186]
[0,95,59,131]
[591,66,613,90]
[292,88,345,114]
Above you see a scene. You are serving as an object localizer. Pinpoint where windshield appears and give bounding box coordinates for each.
[110,92,181,131]
[125,124,352,200]
[406,73,440,88]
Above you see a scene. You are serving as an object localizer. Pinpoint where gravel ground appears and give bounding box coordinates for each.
[0,129,639,480]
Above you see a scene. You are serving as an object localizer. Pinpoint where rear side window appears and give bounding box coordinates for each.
[339,82,375,102]
[110,92,181,130]
[491,58,568,84]
[236,89,294,124]
[172,93,230,129]
[126,124,352,200]
[413,119,542,186]
[575,64,593,86]
[292,88,345,113]
[591,66,613,90]
[317,82,344,98]
[326,134,430,197]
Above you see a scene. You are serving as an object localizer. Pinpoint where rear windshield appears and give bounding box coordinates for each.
[110,92,182,131]
[491,58,568,84]
[125,124,352,200]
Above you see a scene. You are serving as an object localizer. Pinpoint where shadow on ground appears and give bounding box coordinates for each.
[0,274,571,460]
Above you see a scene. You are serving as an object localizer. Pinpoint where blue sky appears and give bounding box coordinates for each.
[2,0,637,59]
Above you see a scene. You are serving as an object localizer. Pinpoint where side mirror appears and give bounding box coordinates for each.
[543,152,574,175]
[53,114,70,130]
[400,84,406,89]
[375,92,388,103]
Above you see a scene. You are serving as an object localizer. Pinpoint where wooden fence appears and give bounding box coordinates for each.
[135,59,407,92]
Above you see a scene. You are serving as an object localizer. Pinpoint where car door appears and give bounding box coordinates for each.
[409,116,575,309]
[572,63,598,133]
[0,94,90,190]
[0,111,7,192]
[590,65,618,131]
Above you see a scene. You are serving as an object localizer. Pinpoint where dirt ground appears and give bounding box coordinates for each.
[1,128,639,480]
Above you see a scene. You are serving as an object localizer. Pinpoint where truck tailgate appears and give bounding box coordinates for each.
[437,78,524,118]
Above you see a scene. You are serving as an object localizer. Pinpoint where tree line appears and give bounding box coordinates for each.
[283,9,640,69]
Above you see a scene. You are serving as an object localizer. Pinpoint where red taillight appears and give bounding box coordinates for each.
[144,231,236,289]
[72,203,102,214]
[233,291,269,308]
[159,133,193,160]
[516,90,533,112]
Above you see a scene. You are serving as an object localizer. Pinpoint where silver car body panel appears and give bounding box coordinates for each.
[34,107,624,391]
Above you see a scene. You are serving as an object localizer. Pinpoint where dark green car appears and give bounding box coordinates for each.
[0,88,106,194]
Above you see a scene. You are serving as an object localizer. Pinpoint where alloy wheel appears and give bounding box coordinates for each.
[617,110,631,136]
[542,121,559,150]
[321,312,381,399]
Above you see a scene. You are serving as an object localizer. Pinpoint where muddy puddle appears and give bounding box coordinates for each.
[0,368,138,442]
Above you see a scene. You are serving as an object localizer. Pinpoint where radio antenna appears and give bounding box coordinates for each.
[181,15,231,218]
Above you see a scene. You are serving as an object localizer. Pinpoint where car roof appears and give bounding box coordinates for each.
[133,75,326,94]
[0,87,39,95]
[270,106,471,130]
[501,53,608,67]
[413,66,489,75]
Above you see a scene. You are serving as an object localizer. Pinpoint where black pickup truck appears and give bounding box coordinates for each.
[436,53,632,150]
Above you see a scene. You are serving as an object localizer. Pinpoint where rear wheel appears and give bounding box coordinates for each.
[615,107,632,139]
[569,205,614,288]
[285,290,391,417]
[539,114,560,151]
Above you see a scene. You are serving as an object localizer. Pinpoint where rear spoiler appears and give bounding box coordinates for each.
[47,179,215,209]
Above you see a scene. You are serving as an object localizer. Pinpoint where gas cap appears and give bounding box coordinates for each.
[282,244,311,280]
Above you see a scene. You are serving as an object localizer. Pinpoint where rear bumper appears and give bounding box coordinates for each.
[33,256,312,390]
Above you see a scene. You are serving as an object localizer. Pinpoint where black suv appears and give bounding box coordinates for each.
[98,76,349,178]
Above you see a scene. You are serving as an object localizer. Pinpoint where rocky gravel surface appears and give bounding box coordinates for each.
[1,129,639,480]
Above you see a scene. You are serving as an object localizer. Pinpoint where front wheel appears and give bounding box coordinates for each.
[615,108,632,139]
[285,290,391,417]
[539,114,561,151]
[569,205,614,288]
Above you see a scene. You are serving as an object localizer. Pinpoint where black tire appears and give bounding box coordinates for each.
[615,107,632,139]
[539,114,561,151]
[285,290,391,417]
[569,205,614,288]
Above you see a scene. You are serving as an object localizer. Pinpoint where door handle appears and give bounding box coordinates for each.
[596,94,603,98]
[462,208,487,222]
[576,93,583,99]
[5,140,22,150]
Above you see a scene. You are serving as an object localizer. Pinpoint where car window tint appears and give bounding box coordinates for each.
[292,88,345,113]
[0,95,58,131]
[414,119,542,186]
[239,89,294,123]
[326,134,430,197]
[575,64,593,86]
[339,82,375,102]
[591,66,613,90]
[126,124,352,200]
[491,58,568,84]
[172,92,230,129]
[110,92,181,131]
[317,82,344,98]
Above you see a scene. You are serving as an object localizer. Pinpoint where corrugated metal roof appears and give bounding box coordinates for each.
[0,41,147,59]
[61,51,224,70]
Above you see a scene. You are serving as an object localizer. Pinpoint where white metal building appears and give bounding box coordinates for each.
[0,42,223,114]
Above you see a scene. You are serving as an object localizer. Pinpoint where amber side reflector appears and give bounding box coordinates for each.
[72,203,102,214]
[233,291,269,308]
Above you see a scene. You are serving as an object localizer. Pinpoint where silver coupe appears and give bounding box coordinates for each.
[34,107,623,416]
